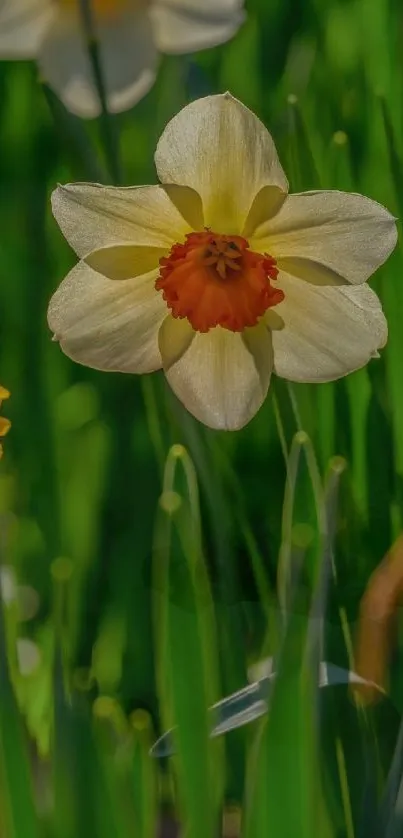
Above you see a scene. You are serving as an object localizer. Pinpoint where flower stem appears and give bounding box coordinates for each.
[78,0,122,185]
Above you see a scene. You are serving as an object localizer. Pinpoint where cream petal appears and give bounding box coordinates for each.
[52,183,201,257]
[161,322,273,430]
[252,190,398,286]
[151,0,244,53]
[155,93,288,235]
[38,7,158,118]
[48,261,166,374]
[0,0,54,58]
[269,273,387,382]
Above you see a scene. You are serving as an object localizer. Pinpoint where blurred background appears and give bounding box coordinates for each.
[1,0,403,835]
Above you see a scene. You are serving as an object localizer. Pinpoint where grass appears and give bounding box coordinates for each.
[1,0,403,834]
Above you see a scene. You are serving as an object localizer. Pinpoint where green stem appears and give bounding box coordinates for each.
[78,0,122,184]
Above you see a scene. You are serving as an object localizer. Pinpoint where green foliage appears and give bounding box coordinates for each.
[1,0,403,834]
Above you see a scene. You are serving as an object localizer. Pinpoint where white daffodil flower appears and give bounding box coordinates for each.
[0,0,245,118]
[48,94,397,430]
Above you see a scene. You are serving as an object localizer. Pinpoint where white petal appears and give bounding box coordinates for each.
[151,0,244,53]
[270,274,387,382]
[52,183,202,257]
[161,321,273,430]
[155,93,288,234]
[252,190,397,286]
[38,8,158,118]
[0,0,54,58]
[48,261,166,374]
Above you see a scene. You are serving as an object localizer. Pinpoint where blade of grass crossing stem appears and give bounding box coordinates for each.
[0,595,39,838]
[153,444,224,838]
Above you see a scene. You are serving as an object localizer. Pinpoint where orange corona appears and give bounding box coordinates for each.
[155,230,284,332]
[156,231,284,333]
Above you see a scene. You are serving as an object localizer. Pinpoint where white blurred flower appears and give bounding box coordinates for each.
[48,94,397,430]
[0,0,245,117]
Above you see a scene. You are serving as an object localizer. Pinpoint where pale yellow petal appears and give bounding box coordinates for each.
[269,273,387,382]
[155,93,288,235]
[252,190,398,286]
[161,322,273,430]
[151,0,245,53]
[0,0,54,59]
[52,183,202,257]
[38,7,158,118]
[242,185,287,239]
[86,244,168,280]
[158,315,195,368]
[275,257,347,287]
[48,261,166,374]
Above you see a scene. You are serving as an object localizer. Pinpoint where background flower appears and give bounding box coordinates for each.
[0,0,245,117]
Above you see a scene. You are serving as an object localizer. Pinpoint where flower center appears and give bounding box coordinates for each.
[155,231,284,333]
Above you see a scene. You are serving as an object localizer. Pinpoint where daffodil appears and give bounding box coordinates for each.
[0,386,11,458]
[0,0,245,118]
[48,94,397,430]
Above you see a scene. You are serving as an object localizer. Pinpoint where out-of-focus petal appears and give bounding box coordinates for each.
[161,321,273,430]
[0,0,54,58]
[269,274,387,382]
[151,0,245,53]
[48,261,166,374]
[155,93,288,235]
[38,7,158,118]
[0,417,11,437]
[52,183,201,257]
[252,190,398,286]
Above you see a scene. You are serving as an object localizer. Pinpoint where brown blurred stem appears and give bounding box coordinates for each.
[352,534,403,704]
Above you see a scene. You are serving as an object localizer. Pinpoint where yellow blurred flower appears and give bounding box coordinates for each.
[48,93,397,430]
[0,0,245,118]
[0,386,11,459]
